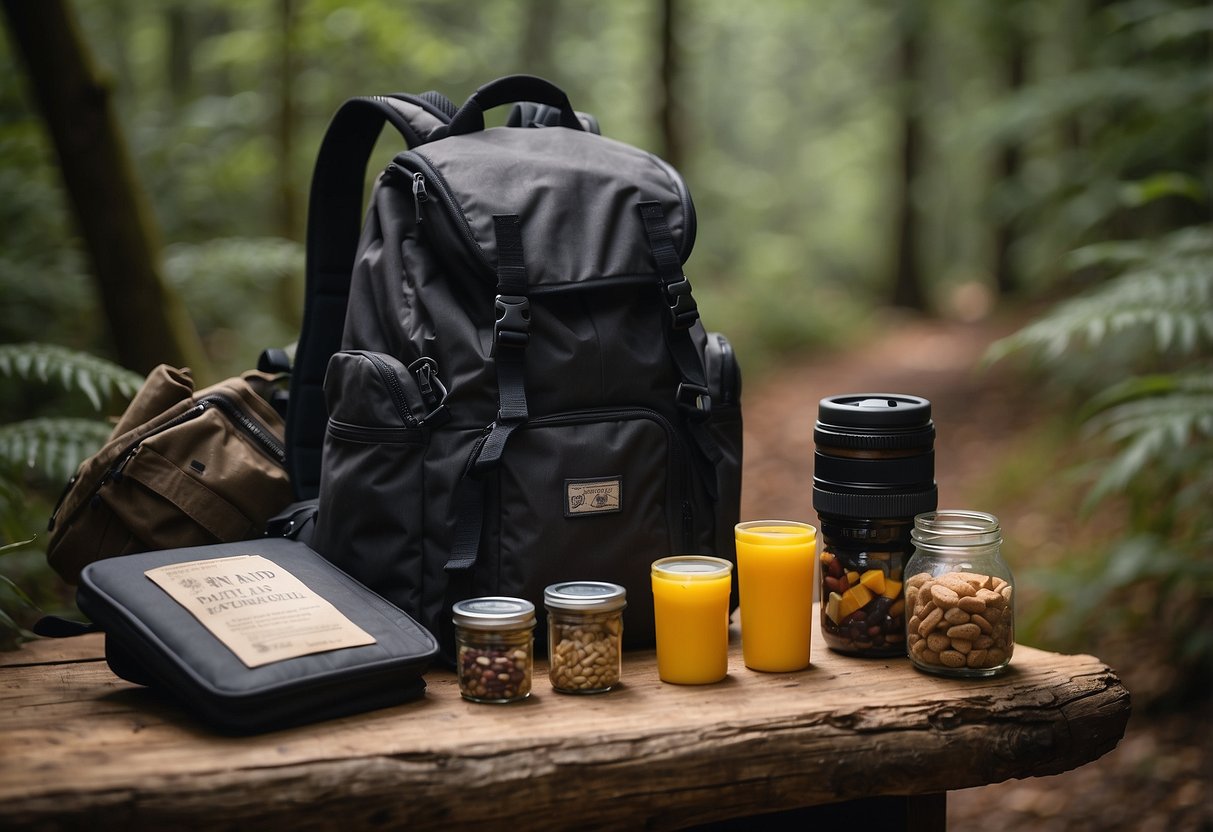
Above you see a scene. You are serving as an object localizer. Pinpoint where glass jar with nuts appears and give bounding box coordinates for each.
[904,510,1014,678]
[543,581,626,694]
[452,597,536,703]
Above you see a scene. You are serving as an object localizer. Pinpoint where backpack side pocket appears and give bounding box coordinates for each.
[705,332,743,562]
[313,351,436,619]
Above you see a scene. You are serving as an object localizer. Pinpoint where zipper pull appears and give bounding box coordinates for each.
[416,361,434,399]
[110,446,140,483]
[412,173,428,224]
[47,474,79,530]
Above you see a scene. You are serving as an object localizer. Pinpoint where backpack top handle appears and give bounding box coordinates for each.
[438,75,584,138]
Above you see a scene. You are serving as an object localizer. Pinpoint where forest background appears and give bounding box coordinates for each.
[0,1,1209,828]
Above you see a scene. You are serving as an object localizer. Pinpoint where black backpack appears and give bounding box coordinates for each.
[285,75,742,655]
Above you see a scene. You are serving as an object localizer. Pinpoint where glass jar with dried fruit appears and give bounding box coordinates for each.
[813,394,937,657]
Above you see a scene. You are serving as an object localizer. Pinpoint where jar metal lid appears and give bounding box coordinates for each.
[543,581,627,612]
[452,596,536,629]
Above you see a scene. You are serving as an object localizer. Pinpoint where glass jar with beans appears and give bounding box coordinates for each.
[904,510,1014,678]
[452,597,536,703]
[543,581,626,694]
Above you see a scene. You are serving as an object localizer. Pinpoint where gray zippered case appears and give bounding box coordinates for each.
[75,537,438,734]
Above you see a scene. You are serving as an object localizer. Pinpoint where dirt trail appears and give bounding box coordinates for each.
[737,313,1213,832]
[739,313,1028,524]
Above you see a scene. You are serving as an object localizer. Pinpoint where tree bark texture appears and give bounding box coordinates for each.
[1,0,210,378]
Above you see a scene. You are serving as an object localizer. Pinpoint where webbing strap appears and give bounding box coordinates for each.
[474,215,531,472]
[638,202,723,493]
[640,201,699,330]
[446,216,531,573]
[286,95,449,500]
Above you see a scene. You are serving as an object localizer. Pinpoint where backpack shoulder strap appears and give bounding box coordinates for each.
[287,94,452,501]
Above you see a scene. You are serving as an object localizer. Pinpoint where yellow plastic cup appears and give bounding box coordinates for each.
[651,555,734,685]
[735,520,817,672]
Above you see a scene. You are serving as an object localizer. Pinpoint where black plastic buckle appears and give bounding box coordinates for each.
[493,294,531,354]
[662,276,699,330]
[676,382,712,419]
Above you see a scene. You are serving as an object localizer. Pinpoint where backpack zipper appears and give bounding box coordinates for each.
[396,152,495,276]
[203,393,286,464]
[364,352,421,428]
[411,172,428,224]
[326,420,425,445]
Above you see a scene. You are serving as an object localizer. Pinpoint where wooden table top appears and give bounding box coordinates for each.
[0,612,1130,831]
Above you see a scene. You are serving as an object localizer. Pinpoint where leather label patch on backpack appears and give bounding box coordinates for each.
[565,477,622,517]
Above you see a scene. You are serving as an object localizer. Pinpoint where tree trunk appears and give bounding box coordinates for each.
[1,0,210,378]
[992,24,1026,297]
[657,0,684,170]
[276,0,299,241]
[166,3,192,106]
[890,2,926,311]
[518,0,558,82]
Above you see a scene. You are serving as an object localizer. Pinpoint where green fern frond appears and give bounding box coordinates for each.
[987,255,1213,363]
[1080,376,1213,509]
[1067,225,1213,271]
[0,343,143,411]
[0,418,112,483]
[1082,372,1213,419]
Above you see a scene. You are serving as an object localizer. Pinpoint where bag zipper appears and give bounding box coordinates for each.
[364,352,422,428]
[204,394,286,464]
[411,172,427,224]
[326,420,425,445]
[397,152,495,277]
[525,406,695,551]
[49,393,284,532]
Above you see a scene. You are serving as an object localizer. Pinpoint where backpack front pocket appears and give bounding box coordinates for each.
[314,351,439,616]
[490,408,692,648]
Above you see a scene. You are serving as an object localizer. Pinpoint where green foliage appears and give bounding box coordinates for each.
[990,215,1212,702]
[0,418,114,486]
[163,237,305,374]
[969,0,1213,290]
[0,344,140,648]
[1080,372,1213,511]
[0,342,138,503]
[0,538,41,650]
[0,343,144,411]
[987,226,1213,364]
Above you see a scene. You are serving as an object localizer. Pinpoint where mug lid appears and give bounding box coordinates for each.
[651,555,733,580]
[817,394,932,429]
